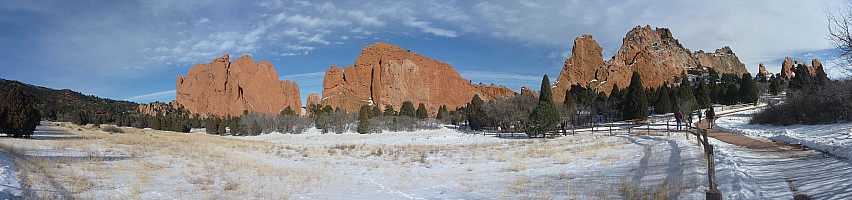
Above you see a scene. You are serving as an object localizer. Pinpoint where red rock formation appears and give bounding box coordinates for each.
[305,92,320,115]
[812,58,823,75]
[781,57,795,79]
[694,46,748,75]
[553,34,606,102]
[553,25,749,100]
[321,42,516,114]
[137,102,171,116]
[175,54,302,117]
[758,63,769,77]
[520,86,539,99]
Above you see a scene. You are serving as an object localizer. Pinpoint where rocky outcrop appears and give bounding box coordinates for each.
[812,58,823,75]
[520,86,539,99]
[321,42,516,115]
[305,92,320,115]
[781,57,795,79]
[758,63,769,77]
[552,35,606,102]
[137,102,172,116]
[175,54,302,117]
[694,46,748,75]
[553,25,749,100]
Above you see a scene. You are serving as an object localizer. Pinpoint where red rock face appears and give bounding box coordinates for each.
[758,63,769,77]
[137,102,171,116]
[812,58,823,74]
[175,54,302,117]
[321,42,516,115]
[520,86,539,99]
[781,57,795,79]
[305,92,320,115]
[553,25,749,100]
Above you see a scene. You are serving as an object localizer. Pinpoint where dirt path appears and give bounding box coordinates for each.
[693,110,803,151]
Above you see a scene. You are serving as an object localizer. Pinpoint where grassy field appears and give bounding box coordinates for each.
[0,122,707,199]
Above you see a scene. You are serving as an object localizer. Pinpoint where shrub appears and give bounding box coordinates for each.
[101,125,123,133]
[0,87,41,137]
[751,80,852,125]
[357,105,371,134]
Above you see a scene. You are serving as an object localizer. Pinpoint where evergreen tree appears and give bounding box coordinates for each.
[415,103,428,119]
[467,94,485,131]
[280,106,296,116]
[724,84,739,105]
[677,72,696,111]
[0,88,40,137]
[205,117,218,134]
[436,105,448,120]
[788,65,814,90]
[71,110,89,125]
[357,105,371,134]
[654,85,673,114]
[622,72,649,120]
[216,117,227,135]
[739,73,759,104]
[400,101,416,118]
[372,105,382,117]
[769,75,781,96]
[694,77,711,108]
[383,105,397,116]
[249,120,262,135]
[526,75,560,137]
[151,114,162,130]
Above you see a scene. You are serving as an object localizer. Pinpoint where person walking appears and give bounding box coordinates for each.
[706,107,716,129]
[687,112,693,129]
[674,109,683,131]
[697,109,703,122]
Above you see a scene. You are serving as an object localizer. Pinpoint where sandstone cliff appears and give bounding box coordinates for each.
[174,54,302,117]
[321,42,516,115]
[305,92,320,115]
[553,25,749,100]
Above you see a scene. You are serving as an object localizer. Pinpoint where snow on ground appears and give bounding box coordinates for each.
[711,137,852,199]
[0,150,22,199]
[2,122,711,199]
[715,108,852,159]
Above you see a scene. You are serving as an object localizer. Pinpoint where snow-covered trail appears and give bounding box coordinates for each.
[709,107,852,199]
[712,137,852,199]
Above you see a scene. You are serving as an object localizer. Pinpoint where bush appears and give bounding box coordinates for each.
[0,87,41,137]
[357,105,371,134]
[751,80,852,125]
[315,109,354,134]
[369,116,440,132]
[101,125,123,133]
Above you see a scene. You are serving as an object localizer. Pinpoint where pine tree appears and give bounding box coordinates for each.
[677,72,696,111]
[357,105,371,134]
[280,106,296,116]
[622,72,649,120]
[400,101,416,118]
[71,110,89,125]
[436,105,448,120]
[151,114,162,130]
[0,88,40,137]
[725,84,739,105]
[526,75,560,137]
[205,117,218,134]
[739,73,759,104]
[383,105,397,116]
[695,77,711,108]
[467,94,485,130]
[415,103,428,119]
[654,85,672,114]
[769,75,780,95]
[372,105,382,117]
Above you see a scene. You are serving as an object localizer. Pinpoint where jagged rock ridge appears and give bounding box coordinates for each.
[174,54,302,117]
[321,42,516,114]
[553,25,750,100]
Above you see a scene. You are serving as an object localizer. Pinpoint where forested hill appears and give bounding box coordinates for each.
[0,78,138,120]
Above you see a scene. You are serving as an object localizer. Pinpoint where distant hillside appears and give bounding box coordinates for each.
[0,78,138,120]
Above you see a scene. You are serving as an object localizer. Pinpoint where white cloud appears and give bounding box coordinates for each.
[279,71,325,86]
[403,17,459,38]
[195,17,210,25]
[126,90,176,103]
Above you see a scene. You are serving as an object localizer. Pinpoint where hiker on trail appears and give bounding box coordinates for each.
[674,109,683,130]
[706,107,716,129]
[697,109,703,122]
[687,113,693,129]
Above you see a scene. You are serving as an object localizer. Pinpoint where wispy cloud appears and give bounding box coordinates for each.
[280,71,325,86]
[126,90,176,103]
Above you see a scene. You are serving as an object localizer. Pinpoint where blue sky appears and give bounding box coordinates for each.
[0,0,845,105]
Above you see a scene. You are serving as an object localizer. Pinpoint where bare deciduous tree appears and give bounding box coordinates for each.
[829,2,852,76]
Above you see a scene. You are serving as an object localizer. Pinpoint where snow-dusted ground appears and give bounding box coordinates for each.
[2,123,711,199]
[716,108,852,159]
[711,106,852,199]
[0,150,22,199]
